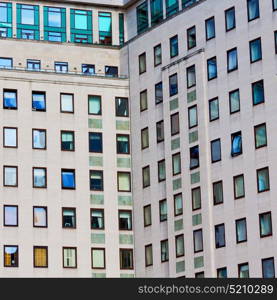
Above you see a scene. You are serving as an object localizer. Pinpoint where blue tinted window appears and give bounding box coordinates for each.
[231,132,242,156]
[247,0,259,21]
[250,38,262,62]
[205,17,215,40]
[169,73,178,96]
[62,169,75,189]
[89,132,102,153]
[90,170,103,191]
[262,258,275,278]
[0,57,12,68]
[207,57,217,80]
[4,90,17,109]
[252,80,264,105]
[227,48,238,72]
[170,35,178,58]
[225,7,236,31]
[32,92,46,111]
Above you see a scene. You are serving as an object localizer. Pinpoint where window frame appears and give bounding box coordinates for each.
[118,209,133,231]
[188,105,198,129]
[172,152,181,176]
[90,170,104,191]
[143,204,152,227]
[227,47,238,73]
[207,56,217,80]
[140,90,148,112]
[3,165,18,187]
[90,208,105,230]
[3,205,18,227]
[91,247,106,269]
[119,248,134,270]
[115,97,129,117]
[139,52,146,74]
[33,246,48,268]
[169,35,178,58]
[117,171,131,192]
[213,180,224,205]
[205,16,215,40]
[175,234,185,258]
[170,112,179,136]
[262,257,275,278]
[252,79,264,106]
[60,130,75,152]
[187,25,196,50]
[229,89,240,114]
[249,37,262,63]
[247,0,260,22]
[153,43,162,67]
[259,212,272,238]
[215,223,226,249]
[116,134,130,155]
[209,97,219,121]
[89,132,103,153]
[32,167,47,188]
[174,192,183,217]
[4,245,19,268]
[33,206,48,228]
[62,247,77,269]
[233,174,245,199]
[32,128,47,150]
[256,167,270,193]
[142,166,150,188]
[145,244,153,267]
[236,217,248,244]
[158,159,166,182]
[32,91,46,112]
[3,89,17,110]
[211,138,221,163]
[193,229,203,253]
[254,123,267,149]
[3,127,18,148]
[61,168,76,190]
[225,6,236,32]
[191,186,201,211]
[159,199,167,222]
[62,207,76,229]
[88,95,102,116]
[160,239,169,263]
[60,93,74,114]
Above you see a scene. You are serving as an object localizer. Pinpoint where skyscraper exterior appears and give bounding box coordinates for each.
[0,0,276,278]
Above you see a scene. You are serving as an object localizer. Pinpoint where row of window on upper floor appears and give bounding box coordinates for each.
[136,0,275,35]
[144,228,275,278]
[0,245,134,270]
[0,57,120,77]
[139,31,276,79]
[0,88,129,116]
[1,205,133,231]
[0,2,125,45]
[2,127,130,155]
[1,166,132,192]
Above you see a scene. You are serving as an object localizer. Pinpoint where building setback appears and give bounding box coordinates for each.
[0,0,276,278]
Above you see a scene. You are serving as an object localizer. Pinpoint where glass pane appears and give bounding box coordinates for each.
[4,246,18,267]
[4,128,16,147]
[143,167,150,187]
[248,0,259,20]
[255,124,267,148]
[174,194,183,215]
[160,201,167,221]
[4,206,17,225]
[21,5,35,25]
[141,128,149,148]
[118,172,131,191]
[99,12,112,45]
[90,171,103,191]
[187,65,196,88]
[170,36,178,57]
[231,133,242,156]
[169,73,178,96]
[236,219,247,242]
[234,175,244,198]
[257,168,269,192]
[176,235,184,256]
[226,8,235,30]
[239,264,249,278]
[34,169,46,187]
[61,94,73,112]
[156,121,164,142]
[215,224,225,248]
[32,93,46,110]
[192,187,201,210]
[34,207,47,226]
[62,171,75,188]
[4,90,17,108]
[140,90,148,111]
[190,146,199,169]
[260,213,272,236]
[119,211,132,230]
[187,26,196,49]
[137,1,148,34]
[171,113,179,135]
[252,81,264,105]
[144,206,151,226]
[88,95,101,115]
[64,248,76,267]
[89,133,102,153]
[154,45,162,66]
[250,38,262,62]
[194,230,203,252]
[48,7,62,27]
[34,248,47,267]
[33,130,46,149]
[155,82,163,104]
[263,259,275,278]
[228,48,237,71]
[74,10,88,30]
[116,97,128,116]
[4,167,17,186]
[207,57,217,80]
[206,17,215,39]
[209,98,219,121]
[158,160,166,181]
[161,240,169,261]
[211,139,221,162]
[229,90,240,113]
[150,0,163,26]
[213,182,223,204]
[172,153,181,175]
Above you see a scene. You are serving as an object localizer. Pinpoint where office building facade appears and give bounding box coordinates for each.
[0,0,276,278]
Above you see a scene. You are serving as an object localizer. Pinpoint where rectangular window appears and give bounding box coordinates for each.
[250,38,262,63]
[4,205,18,226]
[118,172,131,192]
[120,249,133,269]
[98,12,112,45]
[231,131,242,157]
[0,57,12,68]
[92,248,105,269]
[174,193,183,216]
[161,239,169,262]
[27,59,40,71]
[187,26,196,49]
[145,244,153,267]
[61,131,75,151]
[89,132,102,153]
[140,90,148,112]
[211,139,221,163]
[158,159,166,182]
[33,168,47,188]
[259,212,272,237]
[239,263,249,278]
[274,0,277,10]
[141,127,149,149]
[63,247,77,268]
[142,166,150,188]
[187,65,196,88]
[252,80,264,105]
[171,112,179,136]
[192,187,201,210]
[172,152,181,176]
[209,97,219,121]
[166,0,179,17]
[90,170,104,191]
[3,89,17,109]
[34,246,48,268]
[144,205,152,227]
[225,7,236,31]
[262,258,275,278]
[257,167,270,193]
[60,93,74,113]
[170,35,178,58]
[115,97,129,117]
[217,268,227,278]
[3,166,17,187]
[234,174,245,199]
[4,245,18,267]
[117,134,130,154]
[0,2,12,38]
[247,0,260,21]
[188,105,198,129]
[119,210,132,230]
[17,4,39,40]
[32,91,46,111]
[155,81,163,104]
[62,208,76,228]
[137,1,148,34]
[55,61,68,73]
[159,199,167,222]
[88,95,101,115]
[91,209,104,230]
[254,123,267,149]
[139,52,146,74]
[215,223,226,248]
[32,129,46,149]
[236,218,247,243]
[229,89,240,114]
[182,0,197,8]
[207,57,217,80]
[3,127,17,148]
[205,17,215,40]
[169,73,178,96]
[33,206,47,227]
[61,169,76,189]
[105,66,118,77]
[227,48,238,72]
[82,64,95,75]
[150,0,163,26]
[119,13,124,45]
[213,181,224,205]
[44,7,66,42]
[70,9,92,43]
[190,145,199,169]
[193,229,203,253]
[154,44,162,66]
[175,234,184,257]
[156,120,164,143]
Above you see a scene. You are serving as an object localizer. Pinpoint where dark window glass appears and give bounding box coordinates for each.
[32,91,46,111]
[227,48,238,72]
[257,167,270,192]
[239,263,249,278]
[215,224,225,248]
[213,181,223,205]
[150,0,163,26]
[250,38,262,63]
[120,249,133,269]
[262,258,275,278]
[247,0,260,21]
[62,208,76,228]
[259,212,272,237]
[254,123,267,149]
[207,57,217,80]
[105,66,118,77]
[115,97,129,117]
[89,132,102,153]
[193,229,203,253]
[209,98,219,121]
[137,1,148,34]
[190,145,199,169]
[205,17,215,40]
[217,267,227,278]
[171,112,179,135]
[155,81,163,104]
[252,80,264,105]
[187,65,196,88]
[90,170,103,191]
[156,120,164,143]
[91,209,104,229]
[231,131,242,157]
[211,139,221,163]
[225,7,236,31]
[236,218,247,243]
[159,199,167,222]
[3,89,17,109]
[119,210,132,230]
[154,44,162,66]
[61,131,74,151]
[139,53,146,74]
[187,26,196,49]
[229,89,240,114]
[117,134,130,154]
[192,187,201,210]
[170,35,178,58]
[169,73,178,96]
[82,64,95,75]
